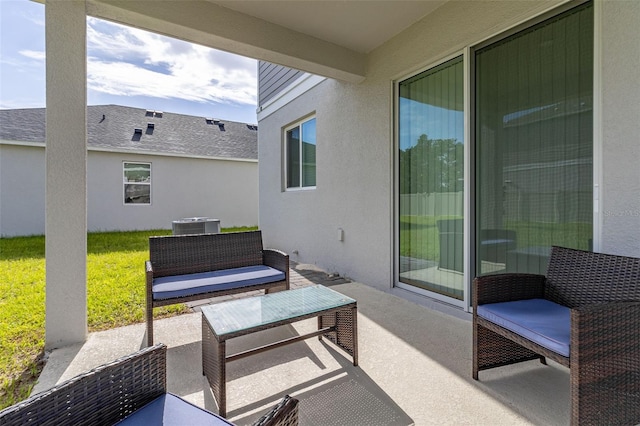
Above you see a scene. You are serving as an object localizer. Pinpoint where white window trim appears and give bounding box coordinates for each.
[258,74,326,121]
[284,115,317,191]
[123,161,152,206]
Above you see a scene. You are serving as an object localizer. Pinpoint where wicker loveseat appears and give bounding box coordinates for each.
[0,344,298,426]
[473,245,640,425]
[146,230,289,346]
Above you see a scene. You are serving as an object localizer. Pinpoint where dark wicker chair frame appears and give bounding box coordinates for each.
[0,345,167,425]
[253,395,299,426]
[146,230,289,346]
[0,344,299,426]
[473,245,640,425]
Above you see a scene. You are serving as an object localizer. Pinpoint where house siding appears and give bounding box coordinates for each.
[258,0,640,297]
[0,144,258,236]
[258,61,305,106]
[0,144,46,236]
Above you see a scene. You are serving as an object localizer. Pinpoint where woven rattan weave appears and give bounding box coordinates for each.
[0,344,299,426]
[0,344,167,426]
[146,230,289,346]
[253,395,299,426]
[473,246,640,425]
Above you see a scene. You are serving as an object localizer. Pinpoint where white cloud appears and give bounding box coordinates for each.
[86,18,257,106]
[19,50,45,60]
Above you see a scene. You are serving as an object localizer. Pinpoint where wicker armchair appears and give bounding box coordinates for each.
[0,344,298,426]
[473,246,640,425]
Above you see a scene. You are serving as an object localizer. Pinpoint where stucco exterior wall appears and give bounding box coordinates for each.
[259,0,640,291]
[0,145,258,236]
[259,79,392,287]
[599,0,640,257]
[0,144,46,236]
[88,151,258,232]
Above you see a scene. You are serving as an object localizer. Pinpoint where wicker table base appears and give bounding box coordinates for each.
[202,285,358,417]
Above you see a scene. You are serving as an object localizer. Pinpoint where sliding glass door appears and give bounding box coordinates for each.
[398,57,465,300]
[475,2,593,276]
[396,2,594,306]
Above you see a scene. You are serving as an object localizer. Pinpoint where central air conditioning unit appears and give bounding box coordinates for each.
[172,217,220,235]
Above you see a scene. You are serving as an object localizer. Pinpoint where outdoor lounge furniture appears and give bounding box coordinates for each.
[473,245,640,425]
[146,230,289,346]
[202,285,358,417]
[0,344,299,426]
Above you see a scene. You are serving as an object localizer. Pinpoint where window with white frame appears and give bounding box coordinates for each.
[123,162,151,204]
[285,116,316,189]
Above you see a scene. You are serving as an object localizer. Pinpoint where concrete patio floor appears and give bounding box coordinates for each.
[34,264,570,425]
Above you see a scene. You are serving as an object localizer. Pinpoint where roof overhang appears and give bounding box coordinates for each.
[78,0,448,83]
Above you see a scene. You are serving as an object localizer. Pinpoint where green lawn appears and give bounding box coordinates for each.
[0,226,256,410]
[399,215,591,261]
[399,215,456,261]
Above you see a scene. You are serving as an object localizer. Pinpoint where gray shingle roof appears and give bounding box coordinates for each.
[0,105,258,160]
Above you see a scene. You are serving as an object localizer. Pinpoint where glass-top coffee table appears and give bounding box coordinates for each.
[201,284,358,417]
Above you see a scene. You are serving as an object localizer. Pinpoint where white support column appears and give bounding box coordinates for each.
[45,0,88,349]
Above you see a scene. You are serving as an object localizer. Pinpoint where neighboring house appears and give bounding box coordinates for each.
[256,0,640,313]
[0,105,258,237]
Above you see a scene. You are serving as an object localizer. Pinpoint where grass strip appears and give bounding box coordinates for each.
[0,226,256,409]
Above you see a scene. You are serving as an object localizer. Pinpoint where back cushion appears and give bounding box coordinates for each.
[149,231,264,277]
[545,246,640,308]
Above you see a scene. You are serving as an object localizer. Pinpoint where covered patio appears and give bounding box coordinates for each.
[31,0,638,424]
[34,264,569,425]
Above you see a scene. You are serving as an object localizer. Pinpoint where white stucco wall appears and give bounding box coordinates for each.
[259,0,640,292]
[88,152,258,232]
[0,145,258,236]
[599,0,640,257]
[0,144,46,236]
[259,79,392,287]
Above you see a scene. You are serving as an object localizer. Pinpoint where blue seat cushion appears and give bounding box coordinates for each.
[477,298,571,357]
[116,393,234,425]
[153,265,285,300]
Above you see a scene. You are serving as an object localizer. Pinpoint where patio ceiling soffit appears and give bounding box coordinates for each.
[85,0,367,83]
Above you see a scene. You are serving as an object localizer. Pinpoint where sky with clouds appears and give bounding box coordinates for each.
[0,0,258,124]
